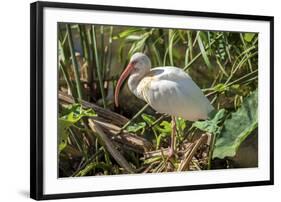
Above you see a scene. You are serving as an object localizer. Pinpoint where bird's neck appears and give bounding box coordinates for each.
[128,73,144,99]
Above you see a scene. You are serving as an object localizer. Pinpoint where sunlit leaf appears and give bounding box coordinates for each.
[158,121,172,133]
[113,28,143,39]
[213,83,229,93]
[141,113,156,126]
[244,33,255,42]
[127,122,146,133]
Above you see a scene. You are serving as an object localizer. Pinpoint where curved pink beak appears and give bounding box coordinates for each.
[114,62,134,107]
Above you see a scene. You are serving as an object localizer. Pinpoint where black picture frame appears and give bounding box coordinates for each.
[30,1,274,200]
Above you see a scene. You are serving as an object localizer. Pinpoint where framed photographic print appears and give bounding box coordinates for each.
[30,1,274,200]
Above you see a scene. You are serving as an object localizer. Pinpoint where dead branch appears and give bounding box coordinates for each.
[93,119,153,153]
[88,119,136,174]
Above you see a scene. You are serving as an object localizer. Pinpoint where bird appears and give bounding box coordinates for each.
[114,52,214,157]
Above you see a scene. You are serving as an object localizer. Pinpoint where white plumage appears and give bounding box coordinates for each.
[136,66,214,121]
[114,52,214,156]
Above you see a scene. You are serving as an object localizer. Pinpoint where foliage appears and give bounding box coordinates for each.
[193,109,227,137]
[58,104,97,152]
[58,22,259,176]
[212,89,258,159]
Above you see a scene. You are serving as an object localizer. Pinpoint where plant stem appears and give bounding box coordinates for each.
[81,25,93,86]
[207,133,216,169]
[240,33,253,72]
[105,26,113,78]
[59,60,77,100]
[92,25,107,108]
[66,24,83,100]
[121,104,149,130]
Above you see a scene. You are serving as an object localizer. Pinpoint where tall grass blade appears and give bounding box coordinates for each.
[92,25,107,108]
[197,31,212,69]
[66,24,83,100]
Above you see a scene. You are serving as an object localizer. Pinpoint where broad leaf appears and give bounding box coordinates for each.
[213,90,258,159]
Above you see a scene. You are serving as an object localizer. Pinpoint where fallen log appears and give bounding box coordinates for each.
[88,119,136,174]
[59,91,153,153]
[93,119,153,153]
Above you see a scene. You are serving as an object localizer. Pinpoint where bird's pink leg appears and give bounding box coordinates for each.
[168,116,177,158]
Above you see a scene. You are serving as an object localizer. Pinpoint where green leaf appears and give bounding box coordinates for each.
[168,30,177,66]
[113,28,143,39]
[176,117,186,136]
[157,121,172,133]
[58,104,97,152]
[128,33,150,57]
[244,33,255,42]
[213,83,229,93]
[193,109,227,136]
[141,113,156,126]
[198,32,212,69]
[212,90,258,159]
[75,162,110,177]
[126,122,146,133]
[125,35,143,42]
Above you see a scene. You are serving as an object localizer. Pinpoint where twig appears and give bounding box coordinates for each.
[71,149,103,177]
[178,134,208,171]
[121,104,150,130]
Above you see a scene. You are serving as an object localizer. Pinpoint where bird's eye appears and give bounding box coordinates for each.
[131,61,137,65]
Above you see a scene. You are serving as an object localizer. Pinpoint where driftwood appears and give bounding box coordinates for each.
[93,119,153,153]
[59,91,153,153]
[88,119,136,173]
[59,91,211,172]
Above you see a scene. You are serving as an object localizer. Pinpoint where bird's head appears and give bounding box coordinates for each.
[114,52,151,107]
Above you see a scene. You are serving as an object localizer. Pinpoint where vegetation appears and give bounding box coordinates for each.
[58,23,258,177]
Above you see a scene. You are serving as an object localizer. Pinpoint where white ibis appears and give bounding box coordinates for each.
[115,52,214,157]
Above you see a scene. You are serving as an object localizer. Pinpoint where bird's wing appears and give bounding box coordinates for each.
[150,66,191,81]
[139,67,214,121]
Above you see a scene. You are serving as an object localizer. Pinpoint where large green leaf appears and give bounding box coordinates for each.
[213,90,258,159]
